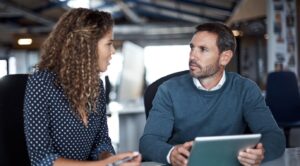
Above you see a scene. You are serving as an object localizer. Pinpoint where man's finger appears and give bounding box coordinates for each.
[171,146,188,166]
[238,155,256,164]
[177,146,190,157]
[256,143,263,149]
[183,141,193,148]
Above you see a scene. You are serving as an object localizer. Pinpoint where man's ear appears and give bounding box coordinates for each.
[219,50,233,66]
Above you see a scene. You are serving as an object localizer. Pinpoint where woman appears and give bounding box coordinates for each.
[24,8,141,166]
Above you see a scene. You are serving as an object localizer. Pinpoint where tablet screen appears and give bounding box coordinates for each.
[188,134,261,166]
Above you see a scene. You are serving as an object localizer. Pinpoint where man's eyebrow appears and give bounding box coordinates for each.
[190,43,208,48]
[189,43,194,47]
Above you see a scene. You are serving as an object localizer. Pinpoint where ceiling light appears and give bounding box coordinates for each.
[232,30,240,37]
[67,0,90,8]
[17,38,32,45]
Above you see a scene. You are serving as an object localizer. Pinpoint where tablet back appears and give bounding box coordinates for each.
[188,134,261,166]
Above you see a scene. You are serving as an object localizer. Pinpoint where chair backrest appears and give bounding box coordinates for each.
[143,70,189,119]
[265,71,300,123]
[0,74,30,166]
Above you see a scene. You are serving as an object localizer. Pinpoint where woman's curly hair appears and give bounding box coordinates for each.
[37,8,114,122]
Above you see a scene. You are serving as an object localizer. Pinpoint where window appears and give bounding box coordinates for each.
[144,45,190,84]
[0,59,8,78]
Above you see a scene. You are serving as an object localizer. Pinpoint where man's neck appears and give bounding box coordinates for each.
[198,69,224,90]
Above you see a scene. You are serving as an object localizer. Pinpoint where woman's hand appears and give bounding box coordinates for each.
[103,152,141,166]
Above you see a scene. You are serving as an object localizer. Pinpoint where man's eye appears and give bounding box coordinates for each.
[200,47,207,52]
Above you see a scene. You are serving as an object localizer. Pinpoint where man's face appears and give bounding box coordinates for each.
[189,31,222,79]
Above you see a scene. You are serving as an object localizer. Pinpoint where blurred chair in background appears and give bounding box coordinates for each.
[143,70,189,119]
[265,71,300,147]
[0,74,30,166]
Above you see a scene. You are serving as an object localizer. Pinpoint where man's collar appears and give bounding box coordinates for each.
[193,71,226,91]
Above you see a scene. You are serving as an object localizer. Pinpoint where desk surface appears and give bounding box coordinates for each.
[142,147,300,166]
[262,147,300,166]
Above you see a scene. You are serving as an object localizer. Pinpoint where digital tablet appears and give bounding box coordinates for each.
[188,134,261,166]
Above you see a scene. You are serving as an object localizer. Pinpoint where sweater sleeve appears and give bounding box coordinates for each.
[139,84,174,164]
[24,73,60,166]
[89,82,115,160]
[242,81,285,162]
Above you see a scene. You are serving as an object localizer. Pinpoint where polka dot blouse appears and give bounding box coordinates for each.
[24,70,115,166]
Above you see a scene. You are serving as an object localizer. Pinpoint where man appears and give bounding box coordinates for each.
[139,23,285,166]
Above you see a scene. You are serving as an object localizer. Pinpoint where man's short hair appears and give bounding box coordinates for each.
[195,23,236,54]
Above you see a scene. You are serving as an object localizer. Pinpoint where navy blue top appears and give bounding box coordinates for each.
[140,72,285,163]
[24,70,114,166]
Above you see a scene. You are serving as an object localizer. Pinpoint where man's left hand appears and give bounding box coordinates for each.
[238,143,265,166]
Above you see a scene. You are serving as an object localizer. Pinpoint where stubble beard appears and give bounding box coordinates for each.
[190,61,221,80]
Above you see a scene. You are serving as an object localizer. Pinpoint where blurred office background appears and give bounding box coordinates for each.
[0,0,300,153]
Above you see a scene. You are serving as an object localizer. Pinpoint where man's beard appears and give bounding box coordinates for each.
[189,60,221,79]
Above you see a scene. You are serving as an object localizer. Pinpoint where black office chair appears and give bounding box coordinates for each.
[0,74,30,166]
[143,70,189,119]
[265,71,300,147]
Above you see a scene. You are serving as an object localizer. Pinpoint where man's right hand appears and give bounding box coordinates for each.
[170,141,193,166]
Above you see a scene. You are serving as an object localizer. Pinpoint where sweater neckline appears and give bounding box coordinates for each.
[190,72,229,95]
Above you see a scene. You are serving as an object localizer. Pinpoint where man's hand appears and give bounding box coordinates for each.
[170,141,193,166]
[238,143,265,166]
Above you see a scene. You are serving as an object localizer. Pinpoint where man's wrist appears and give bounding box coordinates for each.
[166,147,175,164]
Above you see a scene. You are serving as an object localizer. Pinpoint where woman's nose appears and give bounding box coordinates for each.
[111,46,116,55]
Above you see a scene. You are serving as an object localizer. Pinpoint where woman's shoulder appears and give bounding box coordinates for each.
[29,70,56,84]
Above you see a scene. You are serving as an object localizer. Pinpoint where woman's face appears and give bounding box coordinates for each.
[97,29,115,72]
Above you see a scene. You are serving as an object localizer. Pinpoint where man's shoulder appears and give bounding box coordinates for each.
[227,72,255,83]
[163,72,191,86]
[226,72,259,89]
[156,73,193,93]
[226,72,244,80]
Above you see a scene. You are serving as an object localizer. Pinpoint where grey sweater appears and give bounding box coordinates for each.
[139,72,285,164]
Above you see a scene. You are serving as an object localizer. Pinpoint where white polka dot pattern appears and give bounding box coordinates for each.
[23,70,115,166]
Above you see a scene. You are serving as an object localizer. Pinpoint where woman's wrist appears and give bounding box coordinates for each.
[99,151,114,160]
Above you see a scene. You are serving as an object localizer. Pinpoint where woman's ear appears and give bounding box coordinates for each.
[219,50,233,66]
